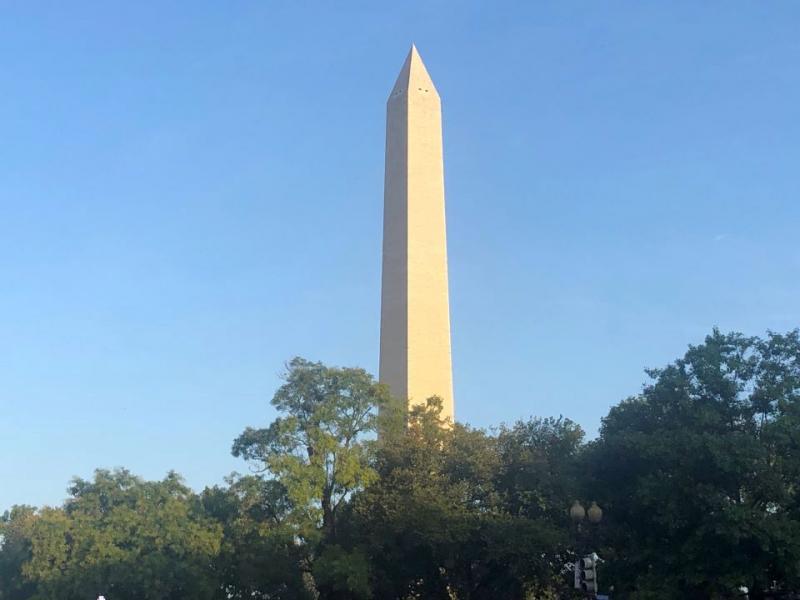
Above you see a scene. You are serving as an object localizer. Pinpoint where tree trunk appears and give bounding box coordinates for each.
[321,486,335,542]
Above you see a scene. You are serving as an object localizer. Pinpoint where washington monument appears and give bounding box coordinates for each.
[379,45,454,421]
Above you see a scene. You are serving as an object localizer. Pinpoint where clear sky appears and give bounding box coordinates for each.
[2,2,799,510]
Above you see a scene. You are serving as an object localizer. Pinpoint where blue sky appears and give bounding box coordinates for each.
[2,2,799,510]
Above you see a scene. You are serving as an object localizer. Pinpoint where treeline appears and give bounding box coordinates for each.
[2,329,800,599]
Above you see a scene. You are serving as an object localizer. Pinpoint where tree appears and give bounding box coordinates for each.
[494,417,587,597]
[201,475,312,599]
[495,417,585,526]
[232,357,390,597]
[586,329,800,599]
[0,505,38,600]
[7,334,799,599]
[346,399,573,599]
[21,469,223,600]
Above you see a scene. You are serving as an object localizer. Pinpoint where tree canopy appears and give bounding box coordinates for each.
[587,329,800,599]
[2,331,799,599]
[2,470,222,600]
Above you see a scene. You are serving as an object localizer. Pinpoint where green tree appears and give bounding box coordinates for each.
[494,417,587,597]
[232,357,390,597]
[201,475,312,599]
[0,505,38,600]
[495,417,585,526]
[347,399,573,599]
[586,329,800,599]
[22,469,223,600]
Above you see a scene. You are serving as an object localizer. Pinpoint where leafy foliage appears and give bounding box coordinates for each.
[0,506,38,600]
[232,357,390,543]
[587,329,800,598]
[231,357,391,598]
[14,469,222,600]
[2,332,800,599]
[343,399,578,599]
[201,475,312,599]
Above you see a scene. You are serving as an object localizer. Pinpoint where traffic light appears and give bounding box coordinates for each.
[574,555,598,595]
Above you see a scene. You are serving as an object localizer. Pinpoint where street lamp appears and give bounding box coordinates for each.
[569,500,604,598]
[570,500,586,523]
[569,500,603,525]
[587,501,603,524]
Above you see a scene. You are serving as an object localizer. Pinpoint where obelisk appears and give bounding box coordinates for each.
[379,45,454,421]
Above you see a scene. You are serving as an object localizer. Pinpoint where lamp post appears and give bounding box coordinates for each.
[570,500,603,539]
[569,500,603,597]
[570,500,586,523]
[587,501,603,524]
